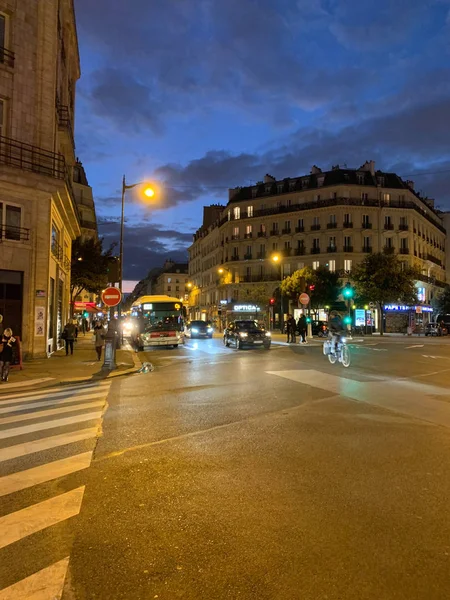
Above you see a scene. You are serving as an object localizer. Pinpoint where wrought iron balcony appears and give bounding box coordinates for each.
[256,252,266,259]
[257,231,266,238]
[399,224,409,231]
[363,246,372,253]
[0,135,66,179]
[270,229,279,236]
[0,225,30,242]
[399,248,410,254]
[384,223,394,230]
[230,255,240,262]
[295,226,304,233]
[282,228,291,234]
[56,103,75,149]
[427,254,442,266]
[383,246,395,254]
[311,224,321,231]
[231,234,240,240]
[362,222,372,229]
[243,253,253,260]
[51,241,63,261]
[244,233,253,239]
[295,247,305,256]
[311,247,320,254]
[0,47,15,68]
[343,246,353,252]
[326,222,337,229]
[343,221,353,228]
[327,246,337,253]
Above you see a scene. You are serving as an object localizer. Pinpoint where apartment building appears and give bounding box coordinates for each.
[189,162,446,327]
[152,260,190,299]
[0,1,82,357]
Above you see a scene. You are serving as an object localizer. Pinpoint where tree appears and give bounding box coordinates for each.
[70,237,114,315]
[352,252,420,335]
[432,286,450,316]
[280,267,313,300]
[280,266,340,310]
[238,284,275,305]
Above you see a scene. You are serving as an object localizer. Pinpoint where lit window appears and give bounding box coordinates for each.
[247,205,254,217]
[312,261,319,270]
[344,259,352,272]
[383,193,391,202]
[329,260,336,272]
[233,207,240,220]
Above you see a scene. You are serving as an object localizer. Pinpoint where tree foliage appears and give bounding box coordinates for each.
[352,252,420,334]
[280,266,340,309]
[238,284,275,305]
[432,286,450,316]
[70,237,114,307]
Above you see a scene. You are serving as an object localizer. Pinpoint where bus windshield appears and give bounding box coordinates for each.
[131,297,184,332]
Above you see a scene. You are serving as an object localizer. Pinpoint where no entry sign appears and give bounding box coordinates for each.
[101,287,122,307]
[299,293,310,305]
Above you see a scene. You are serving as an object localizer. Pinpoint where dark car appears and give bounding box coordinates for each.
[223,320,271,350]
[185,320,213,339]
[311,320,328,337]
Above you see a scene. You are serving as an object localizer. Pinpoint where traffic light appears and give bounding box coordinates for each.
[343,283,354,299]
[106,256,120,284]
[306,316,311,323]
[308,284,315,292]
[83,311,89,318]
[343,315,352,325]
[269,298,275,305]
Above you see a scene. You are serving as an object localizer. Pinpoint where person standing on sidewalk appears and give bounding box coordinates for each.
[0,328,16,381]
[297,314,307,344]
[62,321,77,356]
[93,321,106,361]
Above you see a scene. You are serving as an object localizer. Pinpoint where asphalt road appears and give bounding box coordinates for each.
[3,335,450,599]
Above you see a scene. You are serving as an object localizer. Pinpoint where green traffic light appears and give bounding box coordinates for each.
[343,286,354,299]
[344,315,352,324]
[306,316,311,323]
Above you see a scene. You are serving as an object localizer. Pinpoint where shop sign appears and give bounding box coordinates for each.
[233,304,260,312]
[219,300,228,305]
[35,289,46,298]
[384,304,433,313]
[355,309,365,327]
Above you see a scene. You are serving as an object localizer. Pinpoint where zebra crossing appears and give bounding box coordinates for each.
[0,379,111,599]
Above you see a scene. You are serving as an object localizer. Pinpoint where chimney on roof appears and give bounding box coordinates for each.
[360,160,375,176]
[331,164,340,171]
[310,165,322,175]
[406,180,415,190]
[263,174,276,183]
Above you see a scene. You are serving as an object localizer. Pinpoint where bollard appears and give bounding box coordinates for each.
[102,326,117,371]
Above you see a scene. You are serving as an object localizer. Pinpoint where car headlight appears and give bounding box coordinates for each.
[239,332,248,338]
[265,332,271,337]
[341,337,346,343]
[191,328,199,333]
[207,327,213,332]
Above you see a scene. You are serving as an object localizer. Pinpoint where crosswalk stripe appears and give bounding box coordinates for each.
[0,400,105,426]
[0,391,108,412]
[0,556,69,600]
[0,486,85,549]
[0,427,98,462]
[0,451,93,497]
[0,411,103,440]
[0,381,111,403]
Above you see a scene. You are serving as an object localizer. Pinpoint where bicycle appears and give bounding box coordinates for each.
[323,336,351,368]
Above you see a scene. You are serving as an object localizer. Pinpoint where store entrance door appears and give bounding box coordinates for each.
[0,270,23,337]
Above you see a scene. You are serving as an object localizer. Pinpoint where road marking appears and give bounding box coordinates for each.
[266,369,450,427]
[0,487,85,549]
[0,411,103,440]
[0,400,105,426]
[422,355,449,360]
[0,451,93,497]
[0,377,55,391]
[0,427,98,462]
[0,381,110,402]
[0,391,107,412]
[0,557,69,600]
[406,344,424,349]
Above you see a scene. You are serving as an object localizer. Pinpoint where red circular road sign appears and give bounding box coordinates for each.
[299,292,310,305]
[101,287,122,307]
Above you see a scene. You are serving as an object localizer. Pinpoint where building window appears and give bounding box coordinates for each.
[260,224,266,233]
[1,203,21,240]
[227,210,231,221]
[344,236,351,247]
[316,194,321,201]
[167,285,171,291]
[361,192,368,201]
[232,226,239,238]
[313,216,320,226]
[252,188,257,199]
[284,263,291,275]
[364,236,371,248]
[329,214,336,224]
[344,259,352,272]
[0,99,5,139]
[247,205,254,217]
[357,175,364,185]
[383,193,391,202]
[245,224,252,235]
[313,238,319,249]
[284,241,291,250]
[328,260,335,272]
[362,214,370,227]
[384,215,392,227]
[167,277,171,283]
[400,238,408,250]
[329,236,336,249]
[284,220,290,230]
[272,242,278,251]
[176,285,179,291]
[233,207,240,220]
[312,261,319,270]
[385,237,393,248]
[344,213,351,225]
[272,222,278,232]
[297,262,305,269]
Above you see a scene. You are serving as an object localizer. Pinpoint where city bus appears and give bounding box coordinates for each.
[130,295,185,350]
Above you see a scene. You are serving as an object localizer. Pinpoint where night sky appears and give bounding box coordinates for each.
[74,0,450,281]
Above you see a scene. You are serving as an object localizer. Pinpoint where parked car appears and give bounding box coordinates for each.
[425,323,441,336]
[223,320,271,350]
[185,320,213,339]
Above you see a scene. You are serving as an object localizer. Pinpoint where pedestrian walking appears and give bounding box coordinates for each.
[297,314,307,344]
[286,314,297,343]
[93,321,106,361]
[62,321,77,355]
[82,317,88,335]
[0,328,16,382]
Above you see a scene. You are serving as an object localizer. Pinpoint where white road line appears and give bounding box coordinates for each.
[0,391,108,413]
[0,381,111,402]
[0,411,103,440]
[267,369,450,427]
[0,556,69,600]
[0,451,93,497]
[0,427,98,462]
[406,344,424,349]
[0,377,55,391]
[0,487,85,549]
[0,400,105,426]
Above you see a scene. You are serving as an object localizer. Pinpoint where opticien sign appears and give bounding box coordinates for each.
[234,304,260,312]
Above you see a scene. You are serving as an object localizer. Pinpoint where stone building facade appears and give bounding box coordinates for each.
[189,162,447,329]
[0,0,81,357]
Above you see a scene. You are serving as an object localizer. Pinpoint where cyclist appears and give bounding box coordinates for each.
[328,311,344,354]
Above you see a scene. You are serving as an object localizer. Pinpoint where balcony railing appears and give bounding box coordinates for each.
[311,247,320,254]
[362,222,372,229]
[257,231,266,238]
[427,254,442,266]
[362,246,372,253]
[383,246,395,254]
[343,246,353,252]
[399,224,409,231]
[327,246,337,253]
[256,252,266,259]
[295,226,304,233]
[239,274,279,283]
[399,248,410,254]
[343,221,353,228]
[0,225,30,242]
[0,47,15,68]
[231,234,239,240]
[282,228,291,234]
[270,229,279,236]
[243,253,252,260]
[327,222,337,229]
[56,103,75,149]
[311,224,321,231]
[418,274,446,288]
[51,241,63,261]
[295,247,305,256]
[230,255,240,262]
[0,135,66,179]
[384,223,394,230]
[244,233,253,239]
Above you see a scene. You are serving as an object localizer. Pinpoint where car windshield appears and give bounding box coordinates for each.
[235,321,262,331]
[190,321,206,327]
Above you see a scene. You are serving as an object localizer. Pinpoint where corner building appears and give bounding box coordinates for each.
[189,162,446,329]
[0,0,81,357]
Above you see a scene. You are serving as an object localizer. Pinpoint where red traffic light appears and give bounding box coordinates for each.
[269,298,275,305]
[309,284,315,292]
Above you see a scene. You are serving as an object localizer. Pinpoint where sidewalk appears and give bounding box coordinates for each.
[2,334,140,391]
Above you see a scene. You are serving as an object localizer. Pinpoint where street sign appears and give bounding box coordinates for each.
[101,287,122,307]
[369,302,375,309]
[299,293,310,305]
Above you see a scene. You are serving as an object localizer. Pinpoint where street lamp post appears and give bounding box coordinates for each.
[271,254,284,330]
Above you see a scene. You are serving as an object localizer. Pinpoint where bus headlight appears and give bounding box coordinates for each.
[239,332,248,338]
